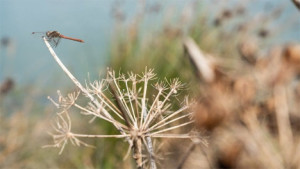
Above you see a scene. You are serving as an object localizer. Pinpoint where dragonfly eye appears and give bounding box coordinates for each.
[46,31,51,37]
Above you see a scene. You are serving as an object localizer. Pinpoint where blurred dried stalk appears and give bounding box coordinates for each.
[0,113,28,166]
[183,37,215,83]
[292,0,300,10]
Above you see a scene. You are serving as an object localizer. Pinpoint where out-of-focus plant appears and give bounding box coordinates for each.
[109,0,298,86]
[173,34,300,168]
[107,1,300,168]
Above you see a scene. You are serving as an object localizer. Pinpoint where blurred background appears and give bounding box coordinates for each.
[0,0,196,88]
[0,0,299,88]
[0,0,300,168]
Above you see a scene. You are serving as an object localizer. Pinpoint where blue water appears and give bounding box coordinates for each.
[0,0,299,90]
[0,0,112,87]
[0,0,195,89]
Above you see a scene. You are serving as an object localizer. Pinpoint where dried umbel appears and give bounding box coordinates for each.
[46,69,199,168]
[41,36,205,169]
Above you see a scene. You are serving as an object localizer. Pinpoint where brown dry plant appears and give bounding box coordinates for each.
[179,36,300,169]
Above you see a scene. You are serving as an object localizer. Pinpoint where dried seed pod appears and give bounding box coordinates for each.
[194,99,227,131]
[258,28,269,38]
[232,77,256,104]
[283,44,300,65]
[214,9,233,27]
[221,9,233,19]
[0,78,14,95]
[214,18,222,27]
[238,39,258,65]
[216,141,243,169]
[193,86,234,131]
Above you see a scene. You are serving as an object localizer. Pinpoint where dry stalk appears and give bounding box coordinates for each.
[274,85,293,164]
[183,37,215,83]
[292,0,300,10]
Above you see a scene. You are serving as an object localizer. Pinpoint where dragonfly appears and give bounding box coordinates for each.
[32,31,84,47]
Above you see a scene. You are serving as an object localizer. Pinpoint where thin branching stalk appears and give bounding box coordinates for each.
[43,37,132,144]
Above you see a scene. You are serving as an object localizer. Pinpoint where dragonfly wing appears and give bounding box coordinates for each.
[53,37,60,47]
[48,37,60,47]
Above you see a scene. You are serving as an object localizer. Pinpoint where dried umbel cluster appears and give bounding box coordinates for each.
[185,37,300,168]
[45,66,199,168]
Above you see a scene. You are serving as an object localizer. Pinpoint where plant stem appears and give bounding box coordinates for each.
[43,37,132,144]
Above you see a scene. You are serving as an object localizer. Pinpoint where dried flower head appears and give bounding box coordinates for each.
[45,67,199,168]
[41,37,205,168]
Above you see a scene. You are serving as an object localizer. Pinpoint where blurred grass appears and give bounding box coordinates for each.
[1,0,300,168]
